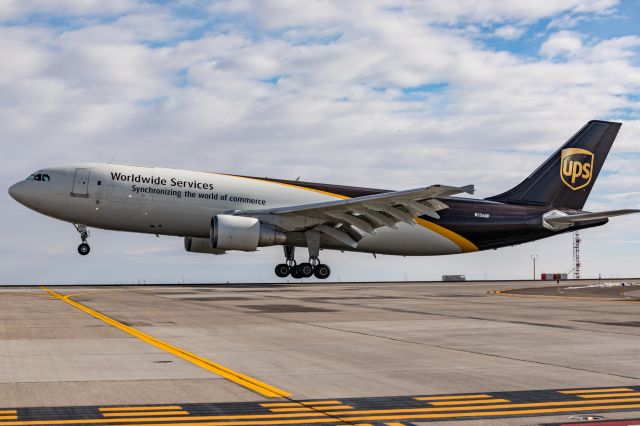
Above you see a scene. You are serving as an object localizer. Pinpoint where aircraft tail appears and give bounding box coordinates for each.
[487,120,621,210]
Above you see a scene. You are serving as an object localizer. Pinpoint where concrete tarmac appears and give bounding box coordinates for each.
[1,280,640,425]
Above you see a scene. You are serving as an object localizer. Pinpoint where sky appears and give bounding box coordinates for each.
[1,0,639,284]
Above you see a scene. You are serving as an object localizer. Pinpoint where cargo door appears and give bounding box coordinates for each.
[71,168,92,198]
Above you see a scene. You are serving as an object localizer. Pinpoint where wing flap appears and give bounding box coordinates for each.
[235,184,475,248]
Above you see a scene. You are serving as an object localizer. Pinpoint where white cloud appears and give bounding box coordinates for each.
[539,30,584,58]
[396,0,618,24]
[0,0,139,21]
[493,25,526,40]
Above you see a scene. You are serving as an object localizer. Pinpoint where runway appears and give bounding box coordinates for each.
[1,280,639,425]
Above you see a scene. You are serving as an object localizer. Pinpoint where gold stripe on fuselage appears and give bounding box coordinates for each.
[214,173,350,200]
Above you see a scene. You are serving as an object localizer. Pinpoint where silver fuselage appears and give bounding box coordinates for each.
[9,164,468,256]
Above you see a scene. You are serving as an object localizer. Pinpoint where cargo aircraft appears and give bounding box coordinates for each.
[9,120,639,279]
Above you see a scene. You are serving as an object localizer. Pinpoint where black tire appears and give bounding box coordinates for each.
[314,264,331,279]
[78,243,90,256]
[290,265,303,279]
[274,264,290,278]
[298,262,314,278]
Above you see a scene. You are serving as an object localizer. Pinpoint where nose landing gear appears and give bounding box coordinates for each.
[74,224,91,256]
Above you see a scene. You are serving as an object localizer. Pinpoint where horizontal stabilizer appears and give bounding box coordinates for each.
[543,209,640,230]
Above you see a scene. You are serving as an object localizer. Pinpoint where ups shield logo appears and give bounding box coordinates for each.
[560,148,594,191]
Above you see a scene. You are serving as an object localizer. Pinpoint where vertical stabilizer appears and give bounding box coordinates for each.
[487,120,620,210]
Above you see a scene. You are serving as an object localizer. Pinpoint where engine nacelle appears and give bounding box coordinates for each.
[184,237,227,255]
[210,214,286,251]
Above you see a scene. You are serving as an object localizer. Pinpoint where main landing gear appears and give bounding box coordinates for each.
[275,232,331,280]
[74,224,91,256]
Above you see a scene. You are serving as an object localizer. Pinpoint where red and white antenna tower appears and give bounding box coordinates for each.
[573,231,581,279]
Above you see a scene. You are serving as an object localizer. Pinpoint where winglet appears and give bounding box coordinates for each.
[461,184,475,195]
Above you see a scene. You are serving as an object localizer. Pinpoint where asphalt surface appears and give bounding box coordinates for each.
[1,280,640,425]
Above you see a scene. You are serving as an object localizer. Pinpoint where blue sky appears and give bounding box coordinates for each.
[0,0,639,284]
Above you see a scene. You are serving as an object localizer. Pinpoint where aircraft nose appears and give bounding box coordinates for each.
[8,182,24,202]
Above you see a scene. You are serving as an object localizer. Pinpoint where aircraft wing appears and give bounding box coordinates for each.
[235,184,475,248]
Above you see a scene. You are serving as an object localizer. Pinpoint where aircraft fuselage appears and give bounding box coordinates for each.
[8,163,603,257]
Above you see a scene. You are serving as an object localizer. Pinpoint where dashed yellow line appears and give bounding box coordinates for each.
[578,392,640,398]
[416,394,491,401]
[41,286,290,398]
[311,406,351,411]
[4,396,640,426]
[260,401,342,408]
[268,408,314,413]
[102,412,189,418]
[0,417,18,421]
[6,403,636,426]
[100,407,183,412]
[492,289,636,303]
[560,388,634,394]
[327,397,640,415]
[429,398,509,406]
[269,406,352,413]
[0,412,17,416]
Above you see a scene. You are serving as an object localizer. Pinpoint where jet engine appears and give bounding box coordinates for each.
[184,237,226,255]
[210,214,286,251]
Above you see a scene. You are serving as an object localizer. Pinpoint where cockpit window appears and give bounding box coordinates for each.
[26,173,50,182]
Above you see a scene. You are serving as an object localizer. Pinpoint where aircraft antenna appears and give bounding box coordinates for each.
[573,230,581,279]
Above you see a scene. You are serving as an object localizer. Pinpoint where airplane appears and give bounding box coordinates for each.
[8,120,639,279]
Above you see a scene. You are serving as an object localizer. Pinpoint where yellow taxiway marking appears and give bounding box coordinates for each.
[0,412,16,416]
[102,412,189,417]
[415,394,491,401]
[310,406,351,410]
[269,406,353,413]
[491,289,637,304]
[560,388,634,394]
[268,408,313,413]
[4,397,640,426]
[6,403,638,426]
[578,392,640,398]
[41,287,290,398]
[260,401,342,408]
[0,417,17,421]
[100,407,183,412]
[429,398,510,406]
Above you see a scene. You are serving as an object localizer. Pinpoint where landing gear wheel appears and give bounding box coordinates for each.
[298,262,314,278]
[314,264,331,279]
[74,224,91,256]
[274,264,290,278]
[290,265,303,279]
[78,243,91,256]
